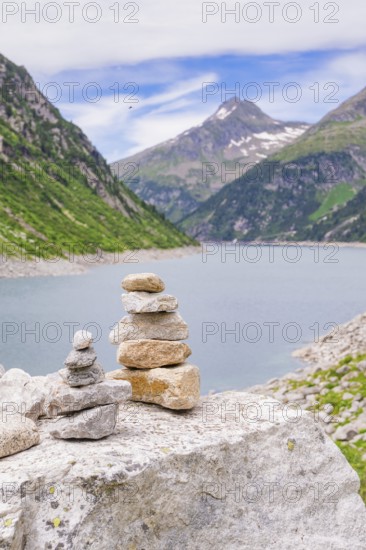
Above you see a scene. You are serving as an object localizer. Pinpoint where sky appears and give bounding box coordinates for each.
[1,0,366,161]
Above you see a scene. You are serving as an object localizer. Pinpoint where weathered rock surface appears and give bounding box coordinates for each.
[117,339,192,368]
[122,272,165,293]
[49,404,118,440]
[0,371,49,420]
[1,368,31,383]
[0,414,40,458]
[73,330,93,350]
[44,380,132,416]
[108,363,200,409]
[1,392,366,549]
[64,347,97,369]
[59,363,105,387]
[122,291,178,313]
[109,312,189,344]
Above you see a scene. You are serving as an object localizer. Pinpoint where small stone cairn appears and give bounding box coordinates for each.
[47,330,132,439]
[108,273,200,410]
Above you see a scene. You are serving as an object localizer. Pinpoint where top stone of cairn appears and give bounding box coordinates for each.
[73,330,93,350]
[121,273,165,293]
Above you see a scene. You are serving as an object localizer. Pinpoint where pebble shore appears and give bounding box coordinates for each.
[0,245,201,279]
[247,311,366,452]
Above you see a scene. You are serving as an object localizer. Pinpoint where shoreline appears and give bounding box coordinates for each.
[1,239,366,279]
[0,245,201,280]
[245,311,366,458]
[247,310,366,392]
[255,240,366,249]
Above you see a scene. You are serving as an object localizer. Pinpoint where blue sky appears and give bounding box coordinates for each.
[1,0,366,161]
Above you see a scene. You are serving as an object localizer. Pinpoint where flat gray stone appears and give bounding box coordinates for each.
[49,404,118,440]
[109,312,189,344]
[0,414,40,458]
[122,291,178,313]
[59,363,105,387]
[44,379,132,417]
[64,347,97,369]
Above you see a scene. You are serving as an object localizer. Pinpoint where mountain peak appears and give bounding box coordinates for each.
[211,97,269,122]
[113,96,309,223]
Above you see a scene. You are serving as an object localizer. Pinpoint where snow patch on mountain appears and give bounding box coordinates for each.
[216,104,237,120]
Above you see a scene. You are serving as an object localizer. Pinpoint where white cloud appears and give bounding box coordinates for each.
[1,0,366,76]
[3,1,366,161]
[59,72,218,160]
[257,51,366,123]
[57,50,366,161]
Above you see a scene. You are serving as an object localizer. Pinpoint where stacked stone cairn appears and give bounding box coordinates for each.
[108,273,200,410]
[46,330,132,439]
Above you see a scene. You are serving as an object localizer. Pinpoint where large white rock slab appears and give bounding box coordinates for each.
[1,392,366,549]
[109,312,189,344]
[44,379,132,416]
[0,414,40,458]
[122,291,178,313]
[49,404,118,440]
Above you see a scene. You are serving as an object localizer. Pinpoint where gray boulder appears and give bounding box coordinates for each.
[1,392,366,549]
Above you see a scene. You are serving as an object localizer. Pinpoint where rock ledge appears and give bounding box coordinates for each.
[1,391,365,549]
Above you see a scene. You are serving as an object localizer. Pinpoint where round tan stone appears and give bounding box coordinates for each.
[121,273,165,293]
[117,339,192,368]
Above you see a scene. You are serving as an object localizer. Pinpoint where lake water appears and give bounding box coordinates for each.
[1,244,366,394]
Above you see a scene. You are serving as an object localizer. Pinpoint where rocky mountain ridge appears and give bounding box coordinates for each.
[0,52,193,257]
[111,98,309,222]
[180,87,366,242]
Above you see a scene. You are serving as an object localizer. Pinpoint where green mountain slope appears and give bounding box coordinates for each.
[0,53,193,258]
[111,98,308,223]
[180,87,366,242]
